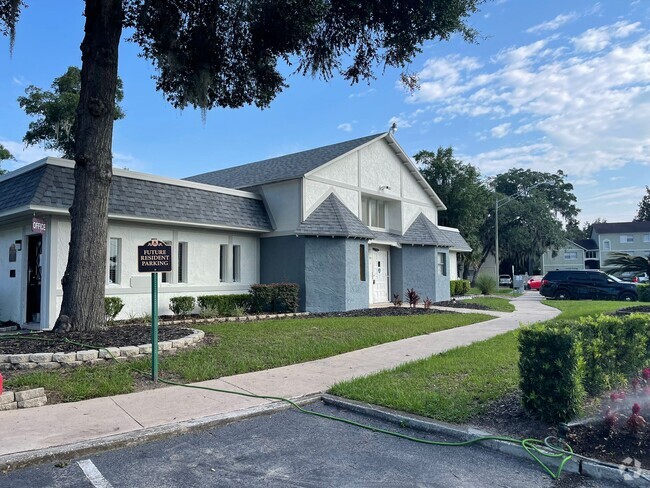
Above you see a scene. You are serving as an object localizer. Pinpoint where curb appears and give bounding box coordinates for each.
[0,394,320,474]
[322,394,650,487]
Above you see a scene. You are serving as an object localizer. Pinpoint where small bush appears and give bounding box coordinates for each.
[392,293,402,307]
[406,288,420,308]
[639,284,650,302]
[519,324,585,423]
[104,297,124,324]
[197,294,250,317]
[249,283,300,313]
[475,274,496,295]
[423,297,433,310]
[169,296,196,316]
[450,279,471,296]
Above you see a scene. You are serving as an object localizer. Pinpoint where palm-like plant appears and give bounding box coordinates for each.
[604,252,650,275]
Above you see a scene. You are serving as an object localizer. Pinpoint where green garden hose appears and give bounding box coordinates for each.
[1,332,574,480]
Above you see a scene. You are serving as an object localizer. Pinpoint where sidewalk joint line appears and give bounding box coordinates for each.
[109,397,145,429]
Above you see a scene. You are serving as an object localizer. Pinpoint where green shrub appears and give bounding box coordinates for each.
[574,313,649,395]
[638,284,650,302]
[450,279,471,296]
[519,313,650,422]
[474,274,496,295]
[519,325,585,423]
[197,294,250,316]
[104,297,124,324]
[169,296,196,316]
[249,283,300,313]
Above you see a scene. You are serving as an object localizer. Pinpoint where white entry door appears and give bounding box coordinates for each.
[370,248,389,303]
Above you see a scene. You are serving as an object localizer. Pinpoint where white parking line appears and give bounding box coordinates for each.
[77,459,113,488]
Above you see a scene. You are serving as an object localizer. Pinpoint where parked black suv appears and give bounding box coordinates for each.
[540,270,638,301]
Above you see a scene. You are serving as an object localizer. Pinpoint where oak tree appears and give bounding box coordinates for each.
[634,186,650,222]
[2,0,484,330]
[18,66,125,159]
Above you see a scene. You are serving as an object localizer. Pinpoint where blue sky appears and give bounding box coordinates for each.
[1,0,649,224]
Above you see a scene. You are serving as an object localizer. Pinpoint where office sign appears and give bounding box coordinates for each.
[32,217,46,234]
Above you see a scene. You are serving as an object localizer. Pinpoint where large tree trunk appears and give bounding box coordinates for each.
[59,0,123,331]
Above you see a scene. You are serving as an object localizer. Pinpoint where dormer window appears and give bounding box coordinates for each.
[361,197,386,229]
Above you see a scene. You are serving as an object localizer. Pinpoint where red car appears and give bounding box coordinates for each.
[526,275,543,290]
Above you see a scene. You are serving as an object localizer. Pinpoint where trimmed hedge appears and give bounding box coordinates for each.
[519,313,650,422]
[639,284,650,302]
[450,279,471,296]
[169,296,196,316]
[519,325,585,423]
[197,294,250,317]
[104,297,124,324]
[249,283,300,313]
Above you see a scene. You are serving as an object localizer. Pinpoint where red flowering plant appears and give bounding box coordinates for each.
[626,403,647,434]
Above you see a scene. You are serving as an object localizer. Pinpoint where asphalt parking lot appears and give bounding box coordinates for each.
[1,401,619,487]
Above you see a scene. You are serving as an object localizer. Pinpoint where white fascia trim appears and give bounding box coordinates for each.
[439,225,461,233]
[303,134,387,179]
[384,133,447,211]
[368,238,401,248]
[1,157,262,200]
[14,205,269,234]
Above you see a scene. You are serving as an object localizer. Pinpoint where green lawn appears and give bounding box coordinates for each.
[329,299,635,423]
[6,312,492,402]
[461,297,515,312]
[469,287,518,296]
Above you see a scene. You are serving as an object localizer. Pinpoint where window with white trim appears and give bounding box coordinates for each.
[161,240,172,283]
[108,237,121,284]
[232,245,241,282]
[361,197,386,229]
[603,240,611,251]
[564,251,578,260]
[219,244,228,282]
[620,235,634,243]
[585,251,597,259]
[437,252,447,276]
[178,242,188,283]
[644,234,650,243]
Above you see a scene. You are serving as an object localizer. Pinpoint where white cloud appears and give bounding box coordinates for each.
[490,123,511,138]
[348,88,376,99]
[572,21,641,52]
[527,13,578,34]
[387,115,412,129]
[337,122,353,132]
[0,139,57,170]
[404,21,650,177]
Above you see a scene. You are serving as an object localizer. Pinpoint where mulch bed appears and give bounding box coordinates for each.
[469,391,650,466]
[309,307,452,318]
[0,324,193,354]
[432,300,491,310]
[610,305,650,316]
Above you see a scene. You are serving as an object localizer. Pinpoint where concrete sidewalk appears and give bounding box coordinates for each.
[0,293,558,463]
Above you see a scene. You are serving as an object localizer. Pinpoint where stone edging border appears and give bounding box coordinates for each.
[140,311,310,326]
[0,329,206,371]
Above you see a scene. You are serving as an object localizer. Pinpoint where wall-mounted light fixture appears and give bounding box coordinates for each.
[14,240,22,251]
[379,185,391,191]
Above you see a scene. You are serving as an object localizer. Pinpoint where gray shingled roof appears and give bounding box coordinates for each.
[0,164,272,231]
[401,214,454,247]
[592,221,650,234]
[185,134,382,189]
[572,238,598,250]
[440,229,472,251]
[295,193,375,239]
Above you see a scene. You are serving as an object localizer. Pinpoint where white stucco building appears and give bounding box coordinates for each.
[0,132,471,329]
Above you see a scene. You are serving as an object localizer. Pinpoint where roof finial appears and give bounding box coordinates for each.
[389,122,397,134]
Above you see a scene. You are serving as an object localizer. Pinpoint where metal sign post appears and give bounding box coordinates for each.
[138,239,172,383]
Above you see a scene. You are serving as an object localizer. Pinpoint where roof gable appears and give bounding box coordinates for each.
[295,193,375,239]
[402,213,454,247]
[185,134,382,189]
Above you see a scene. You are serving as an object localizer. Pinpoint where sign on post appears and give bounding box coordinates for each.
[138,239,172,382]
[138,239,172,273]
